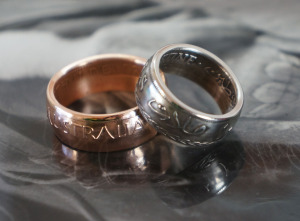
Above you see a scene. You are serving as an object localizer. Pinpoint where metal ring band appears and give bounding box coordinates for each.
[47,54,157,152]
[135,44,243,146]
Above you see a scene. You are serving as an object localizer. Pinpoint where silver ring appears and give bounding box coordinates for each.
[135,44,243,146]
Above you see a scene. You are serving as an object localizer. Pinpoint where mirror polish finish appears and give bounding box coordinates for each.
[135,44,243,146]
[47,54,157,152]
[1,0,300,220]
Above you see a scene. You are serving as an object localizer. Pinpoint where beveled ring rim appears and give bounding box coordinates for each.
[47,54,146,121]
[151,44,244,122]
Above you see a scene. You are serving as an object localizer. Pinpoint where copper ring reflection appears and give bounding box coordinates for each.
[52,133,244,206]
[47,54,157,152]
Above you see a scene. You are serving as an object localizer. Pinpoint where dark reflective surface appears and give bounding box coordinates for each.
[154,137,244,208]
[1,0,300,220]
[53,133,244,207]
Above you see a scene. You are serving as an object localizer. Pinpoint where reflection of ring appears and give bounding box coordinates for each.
[52,135,174,187]
[135,44,243,146]
[47,54,156,152]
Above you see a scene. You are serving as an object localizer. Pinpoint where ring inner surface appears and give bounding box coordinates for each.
[159,49,237,114]
[54,58,142,108]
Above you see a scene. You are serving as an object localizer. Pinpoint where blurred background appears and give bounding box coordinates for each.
[0,0,299,220]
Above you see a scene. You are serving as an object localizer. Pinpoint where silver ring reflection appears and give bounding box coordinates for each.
[135,44,243,146]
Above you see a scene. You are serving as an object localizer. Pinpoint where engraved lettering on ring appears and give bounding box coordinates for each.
[182,116,207,135]
[164,52,198,64]
[63,121,71,134]
[139,71,148,91]
[53,114,59,129]
[187,54,197,64]
[223,123,232,132]
[178,53,188,62]
[206,67,234,102]
[173,111,180,127]
[91,126,115,140]
[117,123,127,137]
[216,73,226,87]
[148,99,171,120]
[47,107,53,126]
[132,118,143,134]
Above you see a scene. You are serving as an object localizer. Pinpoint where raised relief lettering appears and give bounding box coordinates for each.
[216,73,226,87]
[117,124,127,137]
[63,121,71,134]
[50,107,145,139]
[50,112,63,130]
[148,101,208,136]
[173,111,180,128]
[148,100,170,120]
[132,118,143,134]
[139,71,148,91]
[84,125,93,134]
[216,123,232,140]
[205,67,215,75]
[178,53,187,62]
[53,113,60,129]
[91,126,115,140]
[182,116,207,135]
[163,53,198,64]
[47,107,53,126]
[66,122,93,138]
[206,67,234,103]
[65,122,76,136]
[163,53,176,60]
[216,73,232,96]
[48,108,74,134]
[223,123,232,132]
[187,54,197,64]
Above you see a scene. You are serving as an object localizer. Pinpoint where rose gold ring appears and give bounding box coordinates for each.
[47,54,157,152]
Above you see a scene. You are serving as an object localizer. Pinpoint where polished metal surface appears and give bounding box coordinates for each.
[47,54,157,152]
[52,134,244,200]
[135,44,243,146]
[1,0,300,220]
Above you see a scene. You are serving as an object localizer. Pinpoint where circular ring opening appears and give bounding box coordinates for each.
[153,44,243,121]
[47,54,146,118]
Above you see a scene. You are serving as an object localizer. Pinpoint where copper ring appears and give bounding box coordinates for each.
[47,54,157,152]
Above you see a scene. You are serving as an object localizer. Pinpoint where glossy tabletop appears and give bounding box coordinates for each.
[0,0,299,220]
